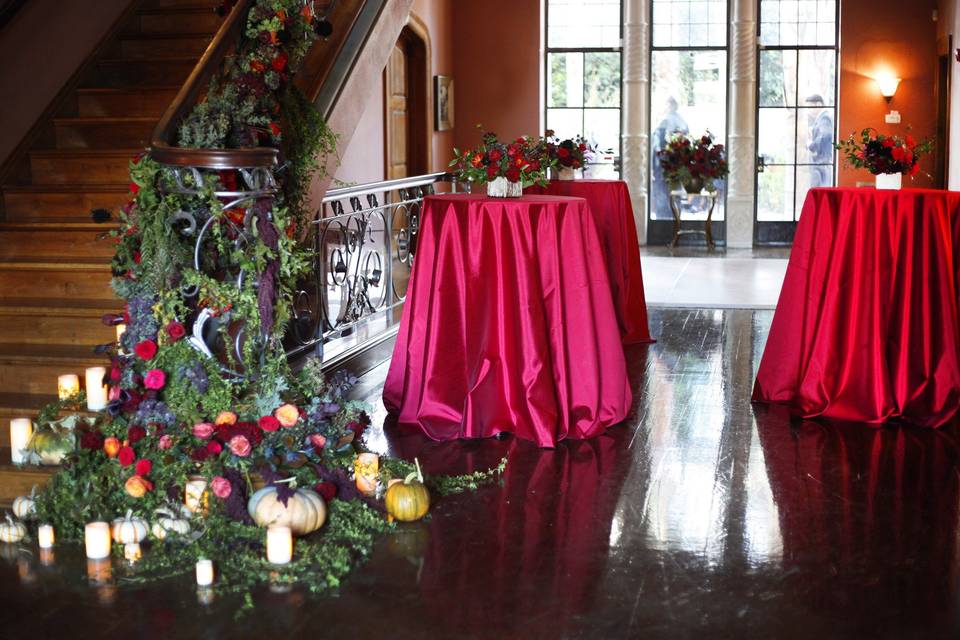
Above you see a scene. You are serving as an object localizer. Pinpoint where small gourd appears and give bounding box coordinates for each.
[247,485,326,536]
[11,487,37,520]
[111,510,148,544]
[0,516,26,543]
[385,459,430,522]
[151,507,191,540]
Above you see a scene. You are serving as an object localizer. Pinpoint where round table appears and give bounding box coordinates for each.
[383,194,632,448]
[527,179,653,343]
[753,187,960,427]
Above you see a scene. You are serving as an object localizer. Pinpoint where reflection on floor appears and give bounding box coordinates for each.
[2,308,959,639]
[642,257,788,308]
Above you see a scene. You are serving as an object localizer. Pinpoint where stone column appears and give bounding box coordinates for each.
[726,0,758,248]
[621,0,650,244]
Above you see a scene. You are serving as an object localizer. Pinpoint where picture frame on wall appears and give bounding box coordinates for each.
[434,75,454,131]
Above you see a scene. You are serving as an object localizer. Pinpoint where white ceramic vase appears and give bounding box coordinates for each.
[487,176,522,198]
[875,172,902,190]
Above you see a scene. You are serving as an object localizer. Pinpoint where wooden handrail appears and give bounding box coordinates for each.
[149,0,278,169]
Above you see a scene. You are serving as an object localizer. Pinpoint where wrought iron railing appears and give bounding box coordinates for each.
[285,172,455,365]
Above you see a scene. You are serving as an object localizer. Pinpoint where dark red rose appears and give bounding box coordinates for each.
[127,425,147,444]
[558,147,570,159]
[118,446,135,466]
[166,321,186,341]
[488,148,503,162]
[346,420,365,439]
[486,165,499,180]
[129,182,140,195]
[80,430,103,451]
[207,440,223,455]
[315,481,338,502]
[191,447,211,462]
[269,122,281,137]
[258,415,281,432]
[134,459,152,476]
[134,339,158,360]
[109,366,122,382]
[505,168,521,183]
[271,52,288,72]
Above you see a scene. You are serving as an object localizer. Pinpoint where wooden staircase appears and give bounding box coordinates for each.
[0,0,220,502]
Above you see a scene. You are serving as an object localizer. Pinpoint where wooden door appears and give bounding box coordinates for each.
[385,44,409,179]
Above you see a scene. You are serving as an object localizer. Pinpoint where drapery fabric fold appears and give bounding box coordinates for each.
[753,187,960,427]
[383,194,632,447]
[527,179,653,343]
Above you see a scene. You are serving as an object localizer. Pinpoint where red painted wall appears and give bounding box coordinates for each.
[838,0,939,187]
[0,0,131,167]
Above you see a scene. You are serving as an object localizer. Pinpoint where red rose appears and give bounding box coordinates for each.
[129,182,140,195]
[269,122,281,137]
[166,321,186,341]
[486,165,499,180]
[505,168,521,183]
[207,440,223,455]
[134,340,158,360]
[134,459,152,476]
[118,446,135,466]
[109,366,121,382]
[250,59,266,73]
[558,147,570,159]
[315,481,337,502]
[488,148,503,162]
[127,425,146,444]
[144,369,166,390]
[133,251,142,265]
[259,415,281,432]
[271,52,288,72]
[80,430,103,451]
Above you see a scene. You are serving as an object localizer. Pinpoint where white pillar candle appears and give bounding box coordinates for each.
[37,524,54,549]
[9,418,32,465]
[195,559,214,586]
[57,374,80,399]
[266,526,293,564]
[84,522,111,559]
[123,542,141,562]
[116,324,126,343]
[185,477,208,513]
[85,367,108,411]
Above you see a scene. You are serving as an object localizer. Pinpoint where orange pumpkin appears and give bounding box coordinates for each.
[385,459,430,522]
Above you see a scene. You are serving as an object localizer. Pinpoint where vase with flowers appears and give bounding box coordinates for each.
[657,132,728,195]
[835,128,933,190]
[545,131,592,180]
[450,129,550,197]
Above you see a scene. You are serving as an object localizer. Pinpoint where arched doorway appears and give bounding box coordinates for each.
[384,15,431,180]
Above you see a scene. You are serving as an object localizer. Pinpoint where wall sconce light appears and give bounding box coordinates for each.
[876,75,901,103]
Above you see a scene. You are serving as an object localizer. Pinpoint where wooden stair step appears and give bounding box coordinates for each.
[0,297,119,346]
[0,221,117,259]
[53,116,157,150]
[133,7,221,35]
[74,87,179,118]
[0,343,109,396]
[140,0,221,8]
[28,149,140,185]
[1,184,130,219]
[119,33,211,59]
[0,451,55,504]
[86,57,196,88]
[0,257,114,300]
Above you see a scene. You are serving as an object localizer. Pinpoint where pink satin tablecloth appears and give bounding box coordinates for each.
[527,179,653,343]
[753,187,960,427]
[383,194,632,447]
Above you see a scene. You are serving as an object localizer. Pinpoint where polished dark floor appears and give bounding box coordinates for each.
[3,308,960,639]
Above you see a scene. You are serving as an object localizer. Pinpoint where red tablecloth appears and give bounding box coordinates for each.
[382,194,632,447]
[527,179,652,343]
[753,187,960,427]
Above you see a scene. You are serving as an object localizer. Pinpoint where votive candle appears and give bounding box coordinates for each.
[85,367,108,411]
[266,526,293,564]
[123,542,141,562]
[195,559,214,586]
[185,477,208,513]
[57,374,80,399]
[115,323,126,344]
[9,418,32,464]
[37,524,54,549]
[84,521,111,559]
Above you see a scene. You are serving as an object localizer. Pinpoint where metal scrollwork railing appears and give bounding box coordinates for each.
[284,172,454,364]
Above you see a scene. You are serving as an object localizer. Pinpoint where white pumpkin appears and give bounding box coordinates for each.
[247,486,326,536]
[151,507,191,540]
[11,494,35,520]
[111,510,148,544]
[0,516,26,543]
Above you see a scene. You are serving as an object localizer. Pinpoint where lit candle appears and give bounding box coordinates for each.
[266,525,293,564]
[57,374,80,399]
[116,323,126,344]
[84,522,111,559]
[9,418,32,465]
[37,524,54,549]
[123,542,141,562]
[185,477,208,513]
[85,367,108,411]
[195,558,214,586]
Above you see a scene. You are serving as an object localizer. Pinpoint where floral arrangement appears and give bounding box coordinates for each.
[449,129,550,186]
[656,132,728,193]
[14,0,505,604]
[835,128,933,176]
[545,130,592,170]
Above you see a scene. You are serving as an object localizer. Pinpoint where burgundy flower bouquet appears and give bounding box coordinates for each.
[835,128,932,177]
[545,130,592,171]
[657,132,728,194]
[450,130,550,190]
